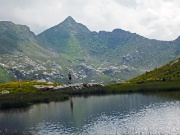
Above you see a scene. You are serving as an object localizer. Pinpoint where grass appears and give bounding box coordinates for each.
[102,57,180,93]
[106,80,180,93]
[129,58,180,83]
[0,79,180,109]
[0,81,68,109]
[0,91,69,109]
[0,67,12,83]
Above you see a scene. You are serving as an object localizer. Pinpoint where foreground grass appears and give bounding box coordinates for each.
[0,81,68,109]
[106,80,180,93]
[0,80,180,109]
[0,91,69,109]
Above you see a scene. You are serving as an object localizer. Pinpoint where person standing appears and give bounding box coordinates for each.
[68,71,72,84]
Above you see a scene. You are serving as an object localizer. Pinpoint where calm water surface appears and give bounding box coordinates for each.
[1,92,180,135]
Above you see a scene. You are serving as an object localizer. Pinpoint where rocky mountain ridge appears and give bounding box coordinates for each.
[0,16,179,84]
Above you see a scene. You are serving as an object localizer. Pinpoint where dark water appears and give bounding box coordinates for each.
[1,92,180,135]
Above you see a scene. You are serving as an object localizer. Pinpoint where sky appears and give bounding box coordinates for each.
[0,0,180,41]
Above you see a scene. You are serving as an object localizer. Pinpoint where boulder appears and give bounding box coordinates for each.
[1,90,10,95]
[34,85,54,91]
[34,83,103,91]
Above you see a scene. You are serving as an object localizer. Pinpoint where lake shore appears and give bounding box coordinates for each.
[0,80,180,109]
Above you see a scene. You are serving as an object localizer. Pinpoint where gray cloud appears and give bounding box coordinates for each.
[114,0,137,8]
[0,0,180,40]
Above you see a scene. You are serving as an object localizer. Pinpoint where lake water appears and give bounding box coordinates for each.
[1,92,180,135]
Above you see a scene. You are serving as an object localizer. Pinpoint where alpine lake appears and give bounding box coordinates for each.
[1,91,180,135]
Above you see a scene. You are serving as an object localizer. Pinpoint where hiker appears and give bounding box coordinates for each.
[68,71,72,84]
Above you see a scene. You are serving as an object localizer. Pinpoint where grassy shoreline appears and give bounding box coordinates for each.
[0,91,69,109]
[0,80,180,109]
[106,80,180,92]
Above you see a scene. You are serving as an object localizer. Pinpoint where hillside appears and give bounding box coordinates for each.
[38,16,91,56]
[0,21,45,55]
[0,67,15,82]
[130,58,180,83]
[0,17,180,84]
[106,58,180,92]
[37,16,180,83]
[38,17,180,70]
[0,21,69,83]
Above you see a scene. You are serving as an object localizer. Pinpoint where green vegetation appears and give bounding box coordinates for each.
[107,58,180,92]
[0,91,69,109]
[130,58,180,83]
[106,81,180,93]
[37,16,180,83]
[0,18,180,109]
[0,81,69,109]
[0,67,10,82]
[0,58,180,109]
[0,17,180,83]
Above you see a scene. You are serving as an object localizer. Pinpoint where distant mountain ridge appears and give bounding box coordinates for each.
[0,16,179,83]
[38,17,179,69]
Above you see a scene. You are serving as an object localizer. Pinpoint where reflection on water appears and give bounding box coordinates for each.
[1,92,180,134]
[70,97,73,112]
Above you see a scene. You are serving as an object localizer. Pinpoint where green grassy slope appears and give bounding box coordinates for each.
[0,21,70,83]
[0,67,15,83]
[130,58,180,83]
[107,58,180,92]
[0,21,54,56]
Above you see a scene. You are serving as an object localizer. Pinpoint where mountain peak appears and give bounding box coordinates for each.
[63,16,76,23]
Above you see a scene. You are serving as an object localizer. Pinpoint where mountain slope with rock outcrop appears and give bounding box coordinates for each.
[0,16,179,83]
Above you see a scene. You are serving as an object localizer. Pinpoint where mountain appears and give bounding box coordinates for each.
[37,16,180,83]
[38,16,91,55]
[0,21,34,54]
[0,21,54,56]
[38,17,179,69]
[0,17,180,84]
[0,21,69,83]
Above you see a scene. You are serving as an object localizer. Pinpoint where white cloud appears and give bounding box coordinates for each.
[0,0,180,40]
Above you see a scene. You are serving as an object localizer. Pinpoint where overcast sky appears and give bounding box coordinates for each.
[0,0,180,41]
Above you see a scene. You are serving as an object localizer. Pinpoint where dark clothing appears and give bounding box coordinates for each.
[68,73,72,80]
[68,72,72,84]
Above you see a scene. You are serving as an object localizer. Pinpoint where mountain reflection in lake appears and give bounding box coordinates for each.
[1,92,180,135]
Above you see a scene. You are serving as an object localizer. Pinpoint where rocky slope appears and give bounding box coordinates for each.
[0,17,179,84]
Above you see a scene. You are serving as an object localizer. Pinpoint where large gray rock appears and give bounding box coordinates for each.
[34,85,54,91]
[1,90,10,94]
[34,83,103,91]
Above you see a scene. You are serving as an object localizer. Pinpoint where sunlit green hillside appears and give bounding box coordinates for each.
[107,58,180,92]
[130,58,180,83]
